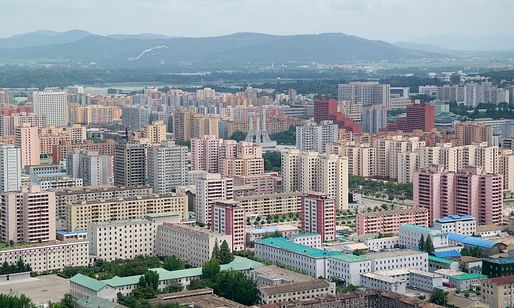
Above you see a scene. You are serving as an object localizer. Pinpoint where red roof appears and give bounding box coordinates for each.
[490,275,514,285]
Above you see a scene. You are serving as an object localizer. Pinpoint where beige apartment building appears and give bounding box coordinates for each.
[234,192,302,216]
[67,194,187,231]
[282,149,348,209]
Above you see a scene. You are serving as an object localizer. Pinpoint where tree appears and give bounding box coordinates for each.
[429,289,448,306]
[162,282,183,293]
[0,293,35,308]
[138,270,159,291]
[202,258,220,280]
[263,151,281,172]
[425,235,435,254]
[163,256,184,271]
[418,234,425,251]
[219,240,234,264]
[352,249,365,256]
[230,131,247,142]
[213,270,259,305]
[50,294,74,308]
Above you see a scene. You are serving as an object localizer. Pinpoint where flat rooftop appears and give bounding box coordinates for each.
[260,279,332,296]
[0,274,69,305]
[435,215,475,223]
[255,237,341,258]
[253,265,312,282]
[330,253,369,263]
[367,249,426,259]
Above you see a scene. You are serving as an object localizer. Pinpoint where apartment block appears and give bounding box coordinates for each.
[32,91,68,126]
[282,149,348,210]
[67,194,187,231]
[301,194,336,242]
[0,143,21,192]
[432,215,476,236]
[195,173,233,225]
[234,192,302,216]
[52,140,116,164]
[0,186,56,243]
[15,123,40,167]
[67,149,113,187]
[481,275,514,308]
[147,141,188,194]
[0,240,89,273]
[114,142,147,187]
[212,200,246,251]
[296,120,338,153]
[414,166,503,225]
[356,208,429,235]
[156,223,232,267]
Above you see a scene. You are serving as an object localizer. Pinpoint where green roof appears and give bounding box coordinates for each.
[402,225,447,237]
[449,273,488,281]
[70,273,107,291]
[429,255,456,265]
[255,237,341,258]
[330,254,369,262]
[71,256,263,289]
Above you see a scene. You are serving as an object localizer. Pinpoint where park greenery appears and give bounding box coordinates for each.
[188,258,259,305]
[0,293,35,308]
[229,130,247,142]
[450,102,514,119]
[349,175,413,201]
[461,246,485,258]
[429,289,449,306]
[270,125,296,145]
[211,240,234,264]
[263,151,281,172]
[61,255,166,280]
[0,258,31,275]
[418,235,435,254]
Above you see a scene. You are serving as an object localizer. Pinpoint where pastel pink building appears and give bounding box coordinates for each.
[15,123,40,167]
[191,135,223,173]
[211,199,246,251]
[301,193,336,242]
[414,166,503,225]
[356,208,429,235]
[233,172,282,195]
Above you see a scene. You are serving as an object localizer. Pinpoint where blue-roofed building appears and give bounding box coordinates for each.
[448,233,507,256]
[433,250,461,258]
[433,215,476,236]
[255,237,342,278]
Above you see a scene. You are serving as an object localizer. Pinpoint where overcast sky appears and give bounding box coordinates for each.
[1,0,512,42]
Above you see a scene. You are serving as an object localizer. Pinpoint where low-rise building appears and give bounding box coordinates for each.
[482,257,514,277]
[156,223,232,267]
[457,256,483,273]
[70,256,263,302]
[0,240,89,273]
[326,254,372,286]
[428,256,459,272]
[407,269,444,292]
[448,273,488,291]
[476,224,504,238]
[367,250,429,272]
[481,275,514,308]
[255,237,341,278]
[448,233,506,257]
[246,225,300,243]
[259,279,336,304]
[399,224,449,250]
[364,236,399,252]
[289,233,322,248]
[356,208,429,235]
[433,215,476,236]
[360,272,407,293]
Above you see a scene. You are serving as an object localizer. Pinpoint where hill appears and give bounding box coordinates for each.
[0,32,442,68]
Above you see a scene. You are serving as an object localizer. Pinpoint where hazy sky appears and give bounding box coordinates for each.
[1,0,512,42]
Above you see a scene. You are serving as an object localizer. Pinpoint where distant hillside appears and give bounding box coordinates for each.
[393,41,454,54]
[0,30,94,49]
[0,32,443,68]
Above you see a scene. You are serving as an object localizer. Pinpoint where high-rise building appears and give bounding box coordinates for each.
[191,135,223,173]
[221,142,264,177]
[195,173,233,225]
[362,104,387,134]
[67,149,113,187]
[212,200,246,251]
[114,142,147,187]
[455,123,493,146]
[338,82,390,107]
[386,103,435,132]
[413,166,503,225]
[145,120,167,144]
[314,99,362,134]
[0,112,46,136]
[32,91,68,126]
[282,149,349,210]
[500,150,514,192]
[172,107,195,141]
[15,123,40,167]
[301,193,336,242]
[296,120,339,153]
[147,141,188,194]
[122,105,150,131]
[0,186,56,243]
[0,144,21,192]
